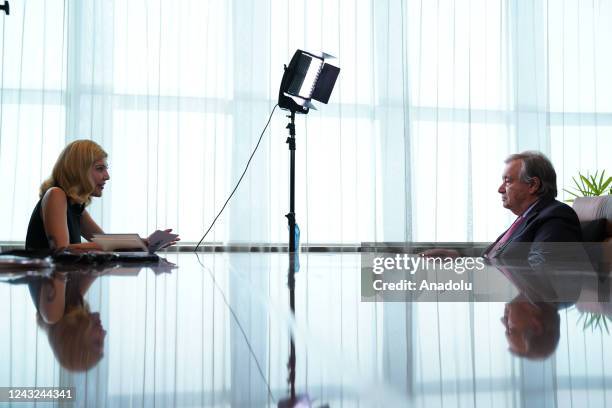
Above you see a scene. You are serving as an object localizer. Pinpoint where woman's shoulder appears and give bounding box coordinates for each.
[41,187,68,209]
[43,186,66,198]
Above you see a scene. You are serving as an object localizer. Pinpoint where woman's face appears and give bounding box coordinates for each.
[88,312,107,355]
[90,159,110,197]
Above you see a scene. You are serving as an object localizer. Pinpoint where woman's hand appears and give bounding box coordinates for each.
[145,229,181,251]
[160,228,180,249]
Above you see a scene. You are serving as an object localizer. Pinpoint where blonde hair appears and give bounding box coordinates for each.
[38,303,104,372]
[40,139,107,205]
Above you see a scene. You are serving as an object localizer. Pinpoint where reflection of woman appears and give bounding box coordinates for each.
[26,140,109,251]
[29,272,106,371]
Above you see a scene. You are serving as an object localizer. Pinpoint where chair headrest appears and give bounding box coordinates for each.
[572,195,612,239]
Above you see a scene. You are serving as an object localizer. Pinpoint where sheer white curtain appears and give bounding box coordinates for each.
[0,0,610,245]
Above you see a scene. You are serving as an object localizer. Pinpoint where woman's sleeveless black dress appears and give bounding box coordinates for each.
[25,192,84,250]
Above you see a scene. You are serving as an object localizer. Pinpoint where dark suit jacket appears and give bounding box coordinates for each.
[484,198,582,261]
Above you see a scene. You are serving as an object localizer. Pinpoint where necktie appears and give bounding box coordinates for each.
[487,216,526,257]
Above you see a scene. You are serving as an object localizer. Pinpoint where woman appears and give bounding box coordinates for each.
[8,267,106,371]
[30,271,107,371]
[26,139,109,250]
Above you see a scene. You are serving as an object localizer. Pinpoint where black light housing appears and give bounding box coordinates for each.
[278,50,340,114]
[0,1,9,15]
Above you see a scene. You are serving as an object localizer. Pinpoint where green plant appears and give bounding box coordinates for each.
[577,310,612,334]
[566,169,611,333]
[563,170,611,202]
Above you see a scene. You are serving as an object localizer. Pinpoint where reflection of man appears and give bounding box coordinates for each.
[495,259,584,360]
[483,151,582,259]
[501,295,561,359]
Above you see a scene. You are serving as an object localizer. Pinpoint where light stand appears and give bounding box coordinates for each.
[285,111,297,254]
[278,252,331,408]
[276,49,339,408]
[277,49,340,254]
[287,253,297,400]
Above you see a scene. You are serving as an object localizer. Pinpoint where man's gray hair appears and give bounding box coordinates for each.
[505,151,557,199]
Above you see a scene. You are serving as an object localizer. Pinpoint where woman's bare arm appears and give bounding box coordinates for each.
[38,277,67,324]
[80,210,104,241]
[41,187,101,250]
[78,275,98,296]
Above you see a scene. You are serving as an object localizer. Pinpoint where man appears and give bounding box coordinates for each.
[484,151,582,259]
[424,151,582,260]
[501,294,561,359]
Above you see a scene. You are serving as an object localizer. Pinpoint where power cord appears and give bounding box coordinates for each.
[194,104,279,251]
[194,253,277,404]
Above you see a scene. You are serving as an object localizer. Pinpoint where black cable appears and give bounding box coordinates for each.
[194,104,278,251]
[194,253,276,404]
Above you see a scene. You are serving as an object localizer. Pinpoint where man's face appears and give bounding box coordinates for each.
[498,160,537,215]
[501,301,543,354]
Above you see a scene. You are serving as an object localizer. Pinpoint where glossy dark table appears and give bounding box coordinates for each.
[1,251,611,407]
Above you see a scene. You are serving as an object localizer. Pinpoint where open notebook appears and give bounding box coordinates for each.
[92,230,178,254]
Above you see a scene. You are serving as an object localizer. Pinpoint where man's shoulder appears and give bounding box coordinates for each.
[529,198,582,241]
[535,198,578,219]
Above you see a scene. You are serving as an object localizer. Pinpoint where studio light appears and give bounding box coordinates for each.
[277,50,340,255]
[278,50,340,114]
[194,51,338,253]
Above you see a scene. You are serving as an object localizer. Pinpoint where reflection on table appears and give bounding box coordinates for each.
[0,251,611,407]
